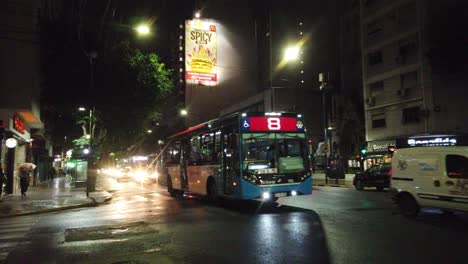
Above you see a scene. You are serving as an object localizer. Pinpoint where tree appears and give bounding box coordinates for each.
[94,41,174,154]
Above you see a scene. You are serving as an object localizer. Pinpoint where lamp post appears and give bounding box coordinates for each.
[270,46,300,111]
[78,106,95,196]
[319,72,335,184]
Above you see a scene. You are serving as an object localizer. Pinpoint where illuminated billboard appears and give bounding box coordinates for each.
[185,19,217,85]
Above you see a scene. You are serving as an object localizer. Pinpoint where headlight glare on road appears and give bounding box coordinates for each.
[262,192,271,200]
[103,168,124,178]
[133,170,149,182]
[150,171,159,179]
[291,190,297,196]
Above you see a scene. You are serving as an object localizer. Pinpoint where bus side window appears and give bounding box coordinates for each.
[172,142,181,164]
[164,146,173,164]
[213,132,222,163]
[190,136,201,165]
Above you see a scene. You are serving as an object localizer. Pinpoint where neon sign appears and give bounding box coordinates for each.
[13,115,25,134]
[242,117,304,132]
[407,137,457,147]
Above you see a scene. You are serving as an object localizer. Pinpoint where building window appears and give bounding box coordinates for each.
[399,40,417,57]
[398,2,417,28]
[369,81,384,96]
[371,113,386,128]
[368,50,383,66]
[401,71,418,89]
[402,107,420,124]
[446,155,468,179]
[367,23,382,39]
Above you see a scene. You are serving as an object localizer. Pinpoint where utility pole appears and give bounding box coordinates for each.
[319,73,329,184]
[86,51,98,197]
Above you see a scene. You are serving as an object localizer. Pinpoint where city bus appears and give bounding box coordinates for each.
[160,112,312,201]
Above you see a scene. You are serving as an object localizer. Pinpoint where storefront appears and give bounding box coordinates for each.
[365,139,395,169]
[365,135,467,170]
[0,114,32,194]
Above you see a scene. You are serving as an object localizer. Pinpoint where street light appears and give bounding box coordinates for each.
[180,109,188,116]
[78,107,86,112]
[284,46,299,61]
[135,23,150,36]
[195,11,201,19]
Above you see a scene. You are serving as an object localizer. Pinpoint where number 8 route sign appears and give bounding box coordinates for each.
[241,117,304,132]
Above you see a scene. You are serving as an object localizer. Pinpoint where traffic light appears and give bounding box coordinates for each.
[360,148,368,155]
[355,154,361,161]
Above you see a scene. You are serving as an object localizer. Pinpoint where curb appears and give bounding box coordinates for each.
[88,195,113,204]
[314,184,354,188]
[0,202,97,219]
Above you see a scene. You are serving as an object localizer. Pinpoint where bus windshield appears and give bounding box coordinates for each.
[242,133,306,174]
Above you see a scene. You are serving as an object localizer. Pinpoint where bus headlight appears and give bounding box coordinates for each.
[262,192,271,200]
[291,190,297,196]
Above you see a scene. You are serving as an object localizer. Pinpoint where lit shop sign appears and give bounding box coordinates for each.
[13,115,25,134]
[185,19,217,85]
[407,137,457,147]
[132,156,148,161]
[241,117,304,132]
[369,140,396,152]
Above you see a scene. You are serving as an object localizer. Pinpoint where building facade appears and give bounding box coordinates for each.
[0,0,54,194]
[359,0,468,166]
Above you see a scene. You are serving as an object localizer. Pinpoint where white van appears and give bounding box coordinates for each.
[390,146,468,217]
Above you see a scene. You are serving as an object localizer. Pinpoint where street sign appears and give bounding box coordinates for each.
[321,143,328,153]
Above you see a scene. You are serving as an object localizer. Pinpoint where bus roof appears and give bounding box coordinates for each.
[168,112,303,139]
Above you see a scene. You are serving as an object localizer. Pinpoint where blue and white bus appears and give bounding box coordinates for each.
[160,112,312,201]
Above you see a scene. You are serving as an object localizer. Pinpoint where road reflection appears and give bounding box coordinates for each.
[168,194,331,263]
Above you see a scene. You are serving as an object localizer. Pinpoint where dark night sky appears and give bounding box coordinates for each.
[42,0,344,150]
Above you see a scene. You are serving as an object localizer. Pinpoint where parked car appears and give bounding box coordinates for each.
[390,146,468,217]
[353,163,391,191]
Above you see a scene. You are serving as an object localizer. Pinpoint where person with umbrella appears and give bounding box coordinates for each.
[18,163,35,197]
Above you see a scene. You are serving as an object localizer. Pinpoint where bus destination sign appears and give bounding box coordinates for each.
[242,117,304,132]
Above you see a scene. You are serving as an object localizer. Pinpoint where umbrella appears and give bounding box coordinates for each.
[19,163,36,172]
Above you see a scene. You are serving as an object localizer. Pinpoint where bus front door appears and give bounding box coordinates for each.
[223,132,237,195]
[180,140,190,190]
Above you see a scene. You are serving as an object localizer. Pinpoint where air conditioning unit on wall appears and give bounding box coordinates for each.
[365,96,376,106]
[397,88,409,97]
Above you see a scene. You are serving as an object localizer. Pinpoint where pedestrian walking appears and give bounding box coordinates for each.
[19,167,30,196]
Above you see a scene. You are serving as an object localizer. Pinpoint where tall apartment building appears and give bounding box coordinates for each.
[359,0,468,165]
[0,0,55,193]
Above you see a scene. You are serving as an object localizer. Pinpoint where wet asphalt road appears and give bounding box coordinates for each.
[2,178,468,264]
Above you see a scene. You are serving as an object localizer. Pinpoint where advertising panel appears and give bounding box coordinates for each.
[185,19,217,85]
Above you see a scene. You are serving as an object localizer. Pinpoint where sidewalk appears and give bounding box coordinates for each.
[312,173,355,188]
[0,177,112,218]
